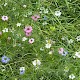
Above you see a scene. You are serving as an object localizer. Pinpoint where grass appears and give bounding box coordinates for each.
[0,0,80,80]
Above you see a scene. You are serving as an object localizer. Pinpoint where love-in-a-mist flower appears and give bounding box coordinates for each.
[32,59,41,66]
[68,39,74,44]
[22,37,27,41]
[20,67,25,75]
[48,51,53,55]
[31,15,40,21]
[69,74,75,79]
[1,15,8,21]
[1,55,10,63]
[16,23,21,27]
[58,48,64,54]
[23,5,27,8]
[76,35,80,41]
[2,28,8,33]
[29,38,34,44]
[0,31,2,36]
[58,48,68,56]
[4,3,7,6]
[24,26,33,33]
[25,32,32,36]
[45,43,51,48]
[55,11,61,17]
[75,51,80,58]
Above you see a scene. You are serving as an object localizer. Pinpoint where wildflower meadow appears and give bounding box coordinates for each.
[0,0,80,80]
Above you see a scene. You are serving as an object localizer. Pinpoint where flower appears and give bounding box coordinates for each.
[2,28,8,33]
[58,48,64,54]
[22,37,27,41]
[69,74,75,79]
[55,11,61,17]
[0,31,2,36]
[45,43,51,48]
[68,39,74,44]
[24,26,33,33]
[1,15,8,21]
[42,21,48,25]
[1,55,10,63]
[32,59,41,66]
[58,48,68,56]
[31,15,40,21]
[23,5,27,8]
[43,16,48,20]
[4,3,7,6]
[48,51,53,54]
[44,9,48,14]
[16,23,21,27]
[25,32,32,36]
[40,47,44,51]
[76,35,80,41]
[75,51,80,58]
[20,67,25,75]
[29,38,34,44]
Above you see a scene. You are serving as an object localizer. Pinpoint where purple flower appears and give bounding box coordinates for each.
[1,55,10,63]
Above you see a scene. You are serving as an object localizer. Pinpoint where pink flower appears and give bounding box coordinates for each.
[1,15,8,21]
[31,15,40,21]
[25,32,31,36]
[58,48,64,54]
[24,26,33,33]
[0,31,2,36]
[29,38,34,44]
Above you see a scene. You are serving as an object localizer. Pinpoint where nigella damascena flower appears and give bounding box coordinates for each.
[24,26,33,33]
[0,31,2,36]
[29,38,34,44]
[55,11,61,17]
[32,59,41,66]
[1,55,10,63]
[31,15,40,21]
[1,15,8,21]
[69,74,75,79]
[58,48,68,56]
[20,67,25,75]
[24,26,33,37]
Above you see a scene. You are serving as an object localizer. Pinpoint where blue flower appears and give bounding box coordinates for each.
[20,67,25,75]
[1,55,10,63]
[43,16,47,20]
[62,51,68,56]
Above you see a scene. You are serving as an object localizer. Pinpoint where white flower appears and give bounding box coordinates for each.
[42,21,48,25]
[44,9,48,14]
[19,67,25,75]
[48,51,53,54]
[32,59,41,66]
[4,3,7,6]
[55,11,61,17]
[16,23,21,27]
[40,47,44,51]
[23,5,27,8]
[76,36,80,41]
[28,11,32,15]
[22,37,27,41]
[20,67,25,71]
[69,74,75,79]
[68,39,74,44]
[75,51,80,58]
[29,38,34,44]
[45,43,51,48]
[40,7,45,10]
[2,28,8,33]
